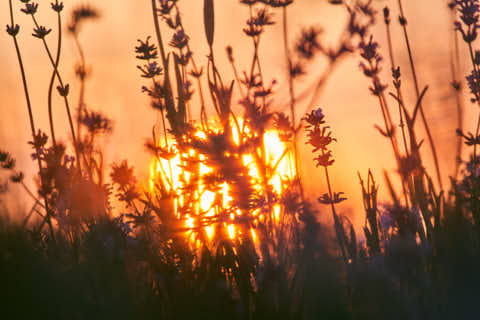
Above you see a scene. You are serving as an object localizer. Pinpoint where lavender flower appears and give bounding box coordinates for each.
[21,3,38,15]
[32,26,52,39]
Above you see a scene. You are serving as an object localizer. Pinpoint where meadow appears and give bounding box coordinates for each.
[1,0,480,319]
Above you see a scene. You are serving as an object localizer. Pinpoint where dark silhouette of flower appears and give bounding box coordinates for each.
[135,37,158,60]
[57,84,70,97]
[32,26,52,39]
[318,192,347,204]
[6,24,20,36]
[21,3,38,15]
[79,110,113,135]
[68,5,99,34]
[51,1,64,12]
[137,61,163,78]
[296,27,322,60]
[169,29,189,49]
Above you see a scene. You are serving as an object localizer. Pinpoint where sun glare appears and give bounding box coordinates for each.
[148,118,296,244]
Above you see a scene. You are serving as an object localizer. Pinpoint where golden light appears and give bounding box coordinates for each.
[148,117,296,245]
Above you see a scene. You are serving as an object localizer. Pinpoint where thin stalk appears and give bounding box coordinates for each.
[323,164,347,264]
[72,33,86,141]
[282,6,302,197]
[466,42,480,166]
[8,0,55,242]
[397,0,443,191]
[31,15,80,170]
[385,14,409,158]
[47,11,63,146]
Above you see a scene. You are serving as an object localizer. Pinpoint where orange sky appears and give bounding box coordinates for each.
[0,0,471,228]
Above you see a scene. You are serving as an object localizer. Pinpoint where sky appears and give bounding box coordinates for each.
[0,0,471,228]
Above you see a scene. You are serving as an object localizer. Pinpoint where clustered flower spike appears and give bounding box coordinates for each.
[21,2,38,15]
[169,29,189,49]
[358,35,387,96]
[51,1,64,12]
[137,61,163,78]
[303,107,337,167]
[296,27,322,60]
[32,26,52,39]
[6,24,20,37]
[68,5,99,34]
[79,110,113,135]
[318,192,347,205]
[454,0,480,42]
[157,0,177,16]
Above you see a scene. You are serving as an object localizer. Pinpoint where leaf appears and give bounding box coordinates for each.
[204,0,215,47]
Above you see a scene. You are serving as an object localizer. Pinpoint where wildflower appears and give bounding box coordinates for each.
[289,61,305,78]
[0,151,8,163]
[303,107,325,127]
[10,172,24,183]
[457,129,480,146]
[57,84,70,97]
[392,66,401,89]
[169,29,189,49]
[51,1,64,12]
[189,67,203,78]
[79,110,113,135]
[466,69,480,102]
[135,37,158,60]
[68,5,99,34]
[21,3,38,15]
[455,0,480,26]
[111,160,136,187]
[28,130,48,150]
[383,7,390,25]
[296,27,322,60]
[6,24,20,37]
[306,126,336,153]
[1,154,15,170]
[369,78,387,96]
[165,13,181,29]
[274,112,293,142]
[32,26,52,39]
[241,72,262,88]
[248,8,275,27]
[359,35,379,61]
[157,0,176,16]
[137,61,163,78]
[318,192,347,204]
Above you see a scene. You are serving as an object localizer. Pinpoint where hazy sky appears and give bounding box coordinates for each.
[0,0,470,227]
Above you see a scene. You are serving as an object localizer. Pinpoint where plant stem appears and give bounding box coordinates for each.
[397,0,443,191]
[47,12,63,146]
[8,0,55,242]
[31,15,80,171]
[282,6,303,197]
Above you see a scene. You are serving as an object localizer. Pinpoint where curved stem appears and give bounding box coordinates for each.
[47,12,62,146]
[8,1,55,241]
[397,0,442,191]
[31,15,80,170]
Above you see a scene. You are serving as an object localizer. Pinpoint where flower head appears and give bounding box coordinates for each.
[6,24,20,37]
[32,26,52,39]
[21,3,38,15]
[135,36,158,60]
[51,1,64,12]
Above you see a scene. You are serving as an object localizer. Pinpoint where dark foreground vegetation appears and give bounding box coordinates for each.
[2,0,480,319]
